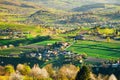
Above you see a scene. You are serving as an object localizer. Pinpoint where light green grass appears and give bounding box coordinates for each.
[67,40,120,59]
[34,39,60,45]
[0,22,44,37]
[0,48,31,55]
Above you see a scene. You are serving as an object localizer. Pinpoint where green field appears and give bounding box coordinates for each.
[0,39,58,55]
[0,48,31,55]
[67,40,120,59]
[32,38,120,60]
[34,39,60,45]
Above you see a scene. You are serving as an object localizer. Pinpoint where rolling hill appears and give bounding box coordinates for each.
[25,3,120,26]
[1,0,120,27]
[0,0,44,23]
[21,0,120,11]
[72,3,120,12]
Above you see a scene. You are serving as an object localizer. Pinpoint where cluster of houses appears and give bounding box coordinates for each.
[92,60,120,75]
[0,28,30,39]
[99,60,120,68]
[21,49,83,64]
[20,42,84,64]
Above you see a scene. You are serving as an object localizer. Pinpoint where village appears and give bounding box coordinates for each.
[0,28,30,39]
[19,41,84,66]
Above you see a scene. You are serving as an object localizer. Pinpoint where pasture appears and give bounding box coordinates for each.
[67,40,120,59]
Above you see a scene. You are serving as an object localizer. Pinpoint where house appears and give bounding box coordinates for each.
[30,53,37,57]
[75,35,85,40]
[62,42,69,47]
[112,63,120,68]
[9,44,14,48]
[1,45,8,49]
[36,53,42,60]
[9,54,19,57]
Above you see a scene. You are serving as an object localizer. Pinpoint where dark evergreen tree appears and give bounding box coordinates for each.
[114,69,120,80]
[75,65,90,80]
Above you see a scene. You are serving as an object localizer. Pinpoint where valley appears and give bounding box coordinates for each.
[0,0,120,80]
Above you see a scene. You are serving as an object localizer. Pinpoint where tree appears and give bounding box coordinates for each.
[0,66,5,75]
[75,66,90,80]
[9,72,23,80]
[82,53,88,59]
[108,74,117,80]
[97,74,109,80]
[114,69,120,80]
[5,65,15,76]
[58,64,79,80]
[30,64,49,79]
[106,37,111,42]
[45,64,55,78]
[17,64,31,75]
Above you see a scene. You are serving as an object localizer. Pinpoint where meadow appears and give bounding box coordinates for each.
[67,40,120,59]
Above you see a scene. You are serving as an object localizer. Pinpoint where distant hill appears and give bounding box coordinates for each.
[0,0,43,23]
[72,3,120,12]
[0,0,38,14]
[22,0,120,10]
[25,9,68,24]
[72,3,106,12]
[26,10,54,24]
[1,0,120,27]
[26,7,120,26]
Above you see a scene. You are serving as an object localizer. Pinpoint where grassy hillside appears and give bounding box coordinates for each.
[0,22,57,37]
[26,9,68,24]
[27,8,120,25]
[0,0,45,23]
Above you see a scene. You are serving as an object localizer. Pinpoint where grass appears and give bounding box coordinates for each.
[33,39,60,45]
[67,40,120,59]
[0,22,34,30]
[0,22,55,37]
[0,48,32,55]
